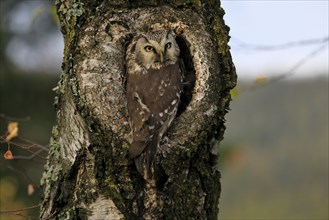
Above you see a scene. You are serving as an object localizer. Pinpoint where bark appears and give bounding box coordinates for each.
[40,0,236,219]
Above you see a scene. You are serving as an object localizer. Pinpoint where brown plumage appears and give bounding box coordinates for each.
[126,30,184,179]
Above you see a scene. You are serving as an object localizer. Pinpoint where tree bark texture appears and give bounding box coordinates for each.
[40,0,236,219]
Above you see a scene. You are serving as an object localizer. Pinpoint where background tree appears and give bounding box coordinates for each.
[40,0,236,219]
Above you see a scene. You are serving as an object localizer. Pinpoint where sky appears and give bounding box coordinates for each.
[3,0,329,79]
[221,0,329,79]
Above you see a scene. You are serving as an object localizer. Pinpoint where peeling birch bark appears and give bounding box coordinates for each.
[40,1,236,219]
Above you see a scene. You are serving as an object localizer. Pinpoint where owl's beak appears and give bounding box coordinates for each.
[155,52,164,63]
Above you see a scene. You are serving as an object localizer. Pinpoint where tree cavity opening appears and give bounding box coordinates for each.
[176,36,196,116]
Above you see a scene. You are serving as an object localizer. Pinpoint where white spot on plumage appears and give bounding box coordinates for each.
[159,89,165,96]
[169,107,177,115]
[159,112,163,117]
[171,99,177,105]
[134,92,150,112]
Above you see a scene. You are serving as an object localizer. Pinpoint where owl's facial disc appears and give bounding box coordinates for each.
[134,31,179,69]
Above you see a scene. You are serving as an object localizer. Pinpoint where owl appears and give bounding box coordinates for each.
[126,29,184,180]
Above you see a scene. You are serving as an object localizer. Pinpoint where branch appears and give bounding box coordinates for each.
[0,113,31,122]
[0,203,40,214]
[231,36,328,51]
[234,41,328,95]
[7,165,37,187]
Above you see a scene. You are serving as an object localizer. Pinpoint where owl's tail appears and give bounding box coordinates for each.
[134,137,158,181]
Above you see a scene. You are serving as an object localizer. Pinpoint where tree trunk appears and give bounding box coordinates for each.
[40,0,236,219]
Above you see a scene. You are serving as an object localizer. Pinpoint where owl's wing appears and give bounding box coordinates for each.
[126,74,153,158]
[127,60,184,179]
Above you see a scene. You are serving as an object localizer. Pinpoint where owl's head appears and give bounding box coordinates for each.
[132,30,180,69]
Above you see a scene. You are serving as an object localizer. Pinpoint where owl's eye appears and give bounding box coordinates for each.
[144,46,154,52]
[165,42,172,50]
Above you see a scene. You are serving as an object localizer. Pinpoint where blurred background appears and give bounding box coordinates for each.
[0,0,328,219]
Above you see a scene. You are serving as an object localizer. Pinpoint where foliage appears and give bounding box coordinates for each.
[0,70,58,219]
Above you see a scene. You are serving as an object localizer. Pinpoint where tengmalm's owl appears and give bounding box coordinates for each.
[126,29,184,180]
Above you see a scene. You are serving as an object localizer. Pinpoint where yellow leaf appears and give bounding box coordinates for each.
[255,76,267,84]
[5,122,18,141]
[255,75,267,84]
[28,184,35,196]
[230,88,240,99]
[4,150,14,160]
